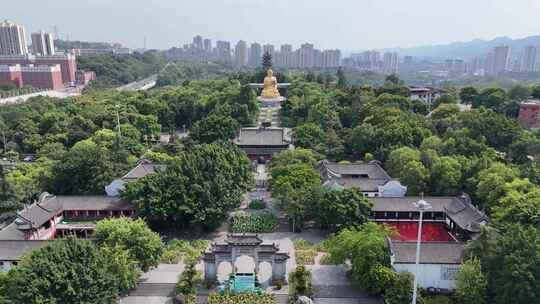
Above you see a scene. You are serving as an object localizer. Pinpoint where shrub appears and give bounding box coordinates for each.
[175,262,202,304]
[249,199,267,209]
[296,249,317,265]
[364,265,397,295]
[319,253,338,265]
[385,272,423,304]
[455,258,487,304]
[293,239,313,250]
[161,239,208,264]
[424,296,453,304]
[293,239,317,265]
[230,213,279,233]
[288,265,313,302]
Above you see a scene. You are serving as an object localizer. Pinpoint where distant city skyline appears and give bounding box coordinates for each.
[3,0,540,52]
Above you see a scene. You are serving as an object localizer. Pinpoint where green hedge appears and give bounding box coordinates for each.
[230,213,279,233]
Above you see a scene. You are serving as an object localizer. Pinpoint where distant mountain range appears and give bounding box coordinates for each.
[379,36,540,60]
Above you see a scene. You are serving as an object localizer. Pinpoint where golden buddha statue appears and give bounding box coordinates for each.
[261,69,280,98]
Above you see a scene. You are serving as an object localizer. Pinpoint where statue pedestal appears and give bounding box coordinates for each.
[257,96,286,108]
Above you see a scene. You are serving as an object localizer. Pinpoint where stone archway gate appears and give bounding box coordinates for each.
[203,233,289,284]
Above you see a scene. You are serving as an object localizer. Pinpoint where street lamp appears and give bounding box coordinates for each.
[411,198,431,304]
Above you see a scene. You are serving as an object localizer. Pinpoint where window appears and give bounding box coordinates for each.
[350,174,369,178]
[441,266,459,280]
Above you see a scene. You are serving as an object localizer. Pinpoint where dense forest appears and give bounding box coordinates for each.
[0,79,258,221]
[77,52,166,89]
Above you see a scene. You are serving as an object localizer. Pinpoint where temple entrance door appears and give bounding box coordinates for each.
[257,261,272,287]
[234,255,256,274]
[217,261,233,282]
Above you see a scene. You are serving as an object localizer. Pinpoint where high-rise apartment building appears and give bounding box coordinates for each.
[322,50,341,68]
[276,44,293,67]
[235,40,248,66]
[383,52,399,74]
[249,42,262,66]
[192,35,203,51]
[520,45,537,72]
[216,40,231,63]
[353,51,380,70]
[263,44,275,57]
[298,43,315,68]
[491,45,510,75]
[203,39,212,53]
[31,31,55,56]
[0,20,28,55]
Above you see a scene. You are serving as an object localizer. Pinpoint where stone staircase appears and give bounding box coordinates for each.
[128,283,175,297]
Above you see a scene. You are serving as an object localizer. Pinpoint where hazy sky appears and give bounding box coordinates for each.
[5,0,540,51]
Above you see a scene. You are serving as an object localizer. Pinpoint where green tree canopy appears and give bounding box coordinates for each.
[315,188,373,231]
[123,142,253,231]
[459,86,479,104]
[292,123,326,150]
[6,239,131,304]
[269,149,319,170]
[272,163,321,232]
[455,258,488,304]
[94,217,164,272]
[190,114,240,143]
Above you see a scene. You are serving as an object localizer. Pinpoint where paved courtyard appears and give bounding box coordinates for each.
[119,230,382,304]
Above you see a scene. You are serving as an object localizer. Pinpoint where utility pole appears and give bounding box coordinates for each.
[412,195,431,304]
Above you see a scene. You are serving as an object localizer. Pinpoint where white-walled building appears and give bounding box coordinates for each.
[0,240,50,272]
[320,160,407,197]
[390,241,464,290]
[31,31,55,56]
[0,20,28,55]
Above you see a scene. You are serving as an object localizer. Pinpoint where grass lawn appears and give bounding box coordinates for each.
[424,295,454,304]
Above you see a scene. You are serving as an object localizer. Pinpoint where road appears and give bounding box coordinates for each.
[0,86,82,105]
[116,74,158,92]
[116,62,174,92]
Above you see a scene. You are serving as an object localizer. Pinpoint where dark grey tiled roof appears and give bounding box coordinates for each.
[55,196,133,211]
[240,147,289,155]
[0,240,51,260]
[390,241,465,264]
[371,196,488,233]
[322,161,391,180]
[16,193,62,230]
[327,178,389,192]
[0,193,134,238]
[121,162,167,181]
[371,197,453,213]
[224,233,263,246]
[320,161,392,191]
[0,223,27,240]
[445,197,489,233]
[235,128,289,146]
